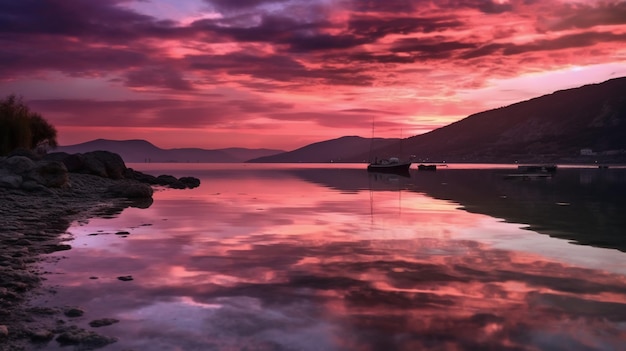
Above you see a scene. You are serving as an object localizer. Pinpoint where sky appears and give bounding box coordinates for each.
[1,0,626,151]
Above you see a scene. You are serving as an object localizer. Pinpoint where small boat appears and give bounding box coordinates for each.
[417,164,437,171]
[367,157,412,174]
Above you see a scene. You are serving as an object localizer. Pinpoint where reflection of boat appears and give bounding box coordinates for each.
[503,173,553,180]
[368,169,411,180]
[517,164,557,173]
[367,157,412,174]
[417,164,437,171]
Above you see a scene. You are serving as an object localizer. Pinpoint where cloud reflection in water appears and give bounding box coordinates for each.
[37,166,626,351]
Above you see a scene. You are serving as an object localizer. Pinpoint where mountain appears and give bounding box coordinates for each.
[247,136,403,163]
[253,76,626,163]
[56,139,284,163]
[368,76,626,163]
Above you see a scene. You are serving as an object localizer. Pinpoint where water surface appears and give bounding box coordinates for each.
[35,164,626,350]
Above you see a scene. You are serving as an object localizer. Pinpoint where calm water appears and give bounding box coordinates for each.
[34,164,626,351]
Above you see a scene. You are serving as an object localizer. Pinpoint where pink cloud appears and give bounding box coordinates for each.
[1,0,625,149]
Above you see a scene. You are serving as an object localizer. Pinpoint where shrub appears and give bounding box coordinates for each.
[0,95,57,156]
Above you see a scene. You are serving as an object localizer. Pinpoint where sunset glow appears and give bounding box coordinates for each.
[1,0,626,150]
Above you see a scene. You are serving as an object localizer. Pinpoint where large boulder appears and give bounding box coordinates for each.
[106,181,153,198]
[81,151,127,179]
[7,148,39,160]
[2,156,36,175]
[28,161,69,188]
[0,172,22,189]
[179,177,201,189]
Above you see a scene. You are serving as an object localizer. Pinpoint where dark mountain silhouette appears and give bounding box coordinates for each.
[367,76,626,163]
[57,139,284,163]
[247,136,402,163]
[252,77,626,163]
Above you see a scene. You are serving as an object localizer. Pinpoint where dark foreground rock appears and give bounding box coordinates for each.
[0,150,201,196]
[0,150,200,350]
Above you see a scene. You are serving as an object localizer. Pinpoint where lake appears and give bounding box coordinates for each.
[34,164,626,351]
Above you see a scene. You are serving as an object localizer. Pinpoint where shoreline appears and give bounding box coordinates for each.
[0,151,199,350]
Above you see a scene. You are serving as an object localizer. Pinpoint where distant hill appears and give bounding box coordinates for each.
[56,139,284,163]
[247,136,403,163]
[369,76,626,163]
[254,77,626,163]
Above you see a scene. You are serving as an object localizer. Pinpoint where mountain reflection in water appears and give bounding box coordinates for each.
[36,164,626,351]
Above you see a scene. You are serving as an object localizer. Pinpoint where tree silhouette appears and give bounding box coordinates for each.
[0,95,58,155]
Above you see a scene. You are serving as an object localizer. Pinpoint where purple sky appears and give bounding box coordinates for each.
[1,0,625,150]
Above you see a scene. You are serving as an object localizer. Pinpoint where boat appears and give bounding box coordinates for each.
[417,164,437,171]
[367,157,412,174]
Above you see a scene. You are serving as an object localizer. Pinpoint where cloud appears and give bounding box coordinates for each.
[202,0,291,11]
[539,1,626,31]
[125,66,194,91]
[2,0,626,148]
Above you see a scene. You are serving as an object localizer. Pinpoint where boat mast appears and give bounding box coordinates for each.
[369,117,375,163]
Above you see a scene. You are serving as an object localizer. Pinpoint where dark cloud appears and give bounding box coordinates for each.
[28,99,178,127]
[28,97,295,128]
[542,1,626,31]
[348,15,465,37]
[346,0,513,14]
[187,53,374,86]
[435,0,514,14]
[0,0,179,42]
[348,0,421,13]
[391,38,477,59]
[125,67,194,91]
[202,0,290,11]
[503,31,626,55]
[460,31,626,59]
[0,39,150,77]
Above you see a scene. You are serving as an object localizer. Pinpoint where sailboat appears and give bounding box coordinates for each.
[367,123,412,174]
[367,157,412,173]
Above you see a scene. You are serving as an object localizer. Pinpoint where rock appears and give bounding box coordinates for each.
[82,151,127,179]
[60,153,85,173]
[89,318,119,328]
[0,325,8,338]
[42,151,70,163]
[7,148,39,160]
[170,180,187,189]
[0,173,22,189]
[179,176,201,188]
[3,156,36,174]
[56,327,117,347]
[64,307,85,317]
[32,161,69,187]
[43,244,72,253]
[23,160,69,188]
[125,168,158,184]
[21,179,48,192]
[117,276,133,281]
[156,174,178,186]
[106,181,153,198]
[30,329,55,341]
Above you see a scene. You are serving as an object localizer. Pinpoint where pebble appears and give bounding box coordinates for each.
[0,325,8,338]
[64,307,85,318]
[89,318,120,328]
[30,329,54,341]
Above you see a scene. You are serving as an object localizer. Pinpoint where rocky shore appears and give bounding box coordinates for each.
[0,150,200,350]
